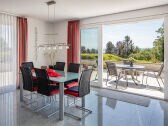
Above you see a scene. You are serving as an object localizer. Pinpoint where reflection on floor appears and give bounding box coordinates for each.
[0,87,168,126]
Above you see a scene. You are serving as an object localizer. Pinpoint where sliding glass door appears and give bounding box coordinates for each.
[0,14,17,93]
[102,18,164,98]
[80,27,102,87]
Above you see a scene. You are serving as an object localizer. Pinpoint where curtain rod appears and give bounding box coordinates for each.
[0,11,25,18]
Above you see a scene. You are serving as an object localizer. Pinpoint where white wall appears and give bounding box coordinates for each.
[27,17,54,68]
[53,21,68,69]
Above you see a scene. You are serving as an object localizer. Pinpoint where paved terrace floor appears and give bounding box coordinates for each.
[90,70,164,100]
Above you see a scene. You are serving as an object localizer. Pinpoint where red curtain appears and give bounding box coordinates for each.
[17,17,28,87]
[67,20,80,66]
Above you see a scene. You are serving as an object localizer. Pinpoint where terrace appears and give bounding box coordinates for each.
[82,59,164,99]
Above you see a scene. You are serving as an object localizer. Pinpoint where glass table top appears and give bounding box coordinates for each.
[49,70,79,83]
[32,70,79,83]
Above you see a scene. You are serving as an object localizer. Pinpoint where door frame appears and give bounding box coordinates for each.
[80,25,103,87]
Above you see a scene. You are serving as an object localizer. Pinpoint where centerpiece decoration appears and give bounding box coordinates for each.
[128,57,135,67]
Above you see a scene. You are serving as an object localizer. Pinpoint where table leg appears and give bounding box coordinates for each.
[20,74,23,101]
[82,96,85,107]
[59,82,64,120]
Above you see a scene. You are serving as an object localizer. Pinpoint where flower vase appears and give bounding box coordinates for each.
[130,61,133,67]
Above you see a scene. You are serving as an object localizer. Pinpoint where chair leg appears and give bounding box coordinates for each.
[35,96,51,112]
[65,96,92,120]
[115,74,121,89]
[23,92,40,106]
[146,76,148,84]
[135,71,138,80]
[142,75,144,85]
[156,78,161,88]
[123,73,128,87]
[115,76,118,89]
[160,76,164,85]
[106,73,109,86]
[95,72,98,80]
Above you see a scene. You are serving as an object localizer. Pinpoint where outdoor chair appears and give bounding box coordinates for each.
[94,60,98,80]
[106,62,126,88]
[142,64,164,87]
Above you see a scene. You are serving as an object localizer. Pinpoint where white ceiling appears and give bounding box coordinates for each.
[0,0,168,22]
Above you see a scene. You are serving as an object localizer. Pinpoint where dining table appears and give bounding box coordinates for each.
[116,64,145,85]
[20,70,79,120]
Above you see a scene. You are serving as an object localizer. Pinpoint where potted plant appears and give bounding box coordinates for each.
[129,57,135,67]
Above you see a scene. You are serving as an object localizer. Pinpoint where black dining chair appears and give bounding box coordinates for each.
[65,63,80,88]
[20,66,38,103]
[34,68,59,117]
[68,63,80,73]
[21,62,38,84]
[53,62,65,71]
[21,62,34,70]
[64,69,93,120]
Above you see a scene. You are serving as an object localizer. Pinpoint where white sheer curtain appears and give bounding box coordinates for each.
[0,13,17,93]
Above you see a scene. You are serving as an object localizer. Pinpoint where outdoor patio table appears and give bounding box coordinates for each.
[116,64,145,85]
[20,70,79,121]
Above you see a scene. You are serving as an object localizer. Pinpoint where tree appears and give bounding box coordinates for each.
[86,48,91,53]
[123,35,134,58]
[153,24,164,61]
[91,48,97,54]
[116,41,124,57]
[133,46,141,53]
[81,46,86,53]
[115,36,134,58]
[105,41,115,54]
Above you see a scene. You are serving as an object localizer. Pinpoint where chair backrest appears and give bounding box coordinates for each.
[123,59,130,65]
[158,64,164,76]
[21,62,34,70]
[78,69,93,97]
[20,66,34,92]
[105,62,118,76]
[54,62,65,71]
[41,66,47,69]
[68,63,80,73]
[34,68,50,96]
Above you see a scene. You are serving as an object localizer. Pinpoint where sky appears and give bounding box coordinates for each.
[81,19,163,50]
[81,28,98,49]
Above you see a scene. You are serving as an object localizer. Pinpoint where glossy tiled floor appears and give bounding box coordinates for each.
[0,87,168,126]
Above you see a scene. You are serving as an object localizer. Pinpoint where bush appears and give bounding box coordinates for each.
[81,54,98,60]
[81,53,123,61]
[103,54,123,61]
[129,49,152,61]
